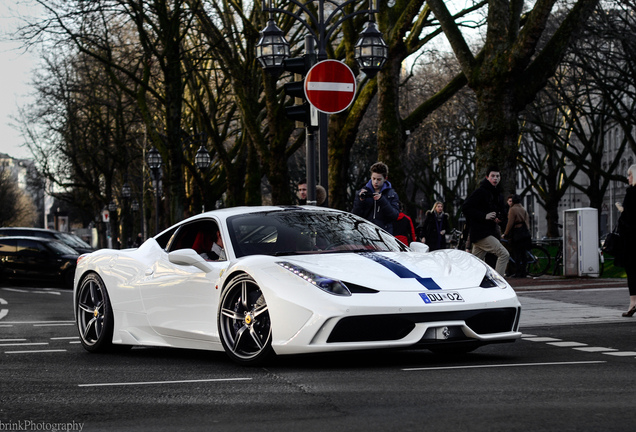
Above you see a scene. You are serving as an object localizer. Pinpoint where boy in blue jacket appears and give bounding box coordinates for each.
[352,162,400,234]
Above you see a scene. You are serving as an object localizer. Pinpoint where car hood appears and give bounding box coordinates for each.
[72,247,94,254]
[274,249,493,292]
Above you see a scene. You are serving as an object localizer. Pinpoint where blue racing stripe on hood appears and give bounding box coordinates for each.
[357,252,441,290]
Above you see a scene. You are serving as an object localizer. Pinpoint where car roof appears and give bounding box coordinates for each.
[0,236,59,242]
[0,227,60,233]
[154,205,344,238]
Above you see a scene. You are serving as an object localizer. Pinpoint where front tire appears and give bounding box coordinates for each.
[218,274,273,365]
[76,273,115,353]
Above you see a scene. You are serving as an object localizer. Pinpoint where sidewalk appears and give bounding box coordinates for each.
[507,276,630,327]
[507,275,627,291]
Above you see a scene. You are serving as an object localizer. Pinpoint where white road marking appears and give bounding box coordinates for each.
[0,321,74,324]
[602,351,636,356]
[34,323,74,327]
[0,342,48,347]
[51,337,79,340]
[523,337,562,342]
[574,347,618,352]
[0,298,7,304]
[0,339,27,342]
[402,361,605,372]
[548,341,588,347]
[5,349,67,354]
[78,377,253,387]
[0,309,8,320]
[1,288,61,295]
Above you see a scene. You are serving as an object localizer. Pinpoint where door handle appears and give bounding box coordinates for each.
[145,268,154,276]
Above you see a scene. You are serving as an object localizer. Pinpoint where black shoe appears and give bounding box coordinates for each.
[622,306,636,317]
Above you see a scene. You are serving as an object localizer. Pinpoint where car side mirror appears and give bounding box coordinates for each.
[168,248,214,273]
[409,242,429,253]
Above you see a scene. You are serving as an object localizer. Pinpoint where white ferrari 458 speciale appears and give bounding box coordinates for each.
[74,206,521,365]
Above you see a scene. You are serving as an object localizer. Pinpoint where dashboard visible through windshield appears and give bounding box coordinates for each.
[227,210,407,258]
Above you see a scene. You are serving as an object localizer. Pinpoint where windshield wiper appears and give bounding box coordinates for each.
[319,248,379,254]
[273,248,380,256]
[273,250,299,256]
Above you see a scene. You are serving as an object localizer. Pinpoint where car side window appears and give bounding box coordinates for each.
[167,220,220,254]
[0,239,17,253]
[156,226,178,249]
[17,240,46,255]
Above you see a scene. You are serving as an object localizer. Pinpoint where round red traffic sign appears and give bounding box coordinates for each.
[304,60,356,114]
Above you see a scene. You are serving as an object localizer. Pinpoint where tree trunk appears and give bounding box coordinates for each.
[376,52,405,197]
[474,84,520,196]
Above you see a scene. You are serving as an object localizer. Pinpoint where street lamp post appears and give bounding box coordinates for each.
[108,200,118,249]
[194,145,212,213]
[256,0,388,205]
[131,199,140,245]
[146,147,163,235]
[121,180,132,247]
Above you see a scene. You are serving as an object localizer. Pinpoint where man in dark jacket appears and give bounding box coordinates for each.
[352,162,400,234]
[462,166,510,275]
[296,180,307,205]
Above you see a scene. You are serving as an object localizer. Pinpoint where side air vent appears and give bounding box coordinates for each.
[342,282,379,294]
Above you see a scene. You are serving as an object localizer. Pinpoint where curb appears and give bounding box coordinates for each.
[507,276,627,291]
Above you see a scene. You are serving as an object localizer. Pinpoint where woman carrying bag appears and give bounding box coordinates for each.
[502,194,532,278]
[616,164,636,317]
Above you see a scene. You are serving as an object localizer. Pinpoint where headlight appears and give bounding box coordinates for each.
[480,265,508,289]
[277,262,351,296]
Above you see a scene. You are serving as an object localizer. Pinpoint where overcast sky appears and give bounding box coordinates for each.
[0,0,39,160]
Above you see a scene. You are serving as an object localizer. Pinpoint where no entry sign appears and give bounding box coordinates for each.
[304,60,356,114]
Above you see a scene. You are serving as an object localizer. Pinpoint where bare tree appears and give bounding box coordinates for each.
[520,1,636,237]
[18,47,144,244]
[0,165,36,227]
[426,0,600,196]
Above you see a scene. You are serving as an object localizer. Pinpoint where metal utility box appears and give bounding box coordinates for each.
[563,207,599,277]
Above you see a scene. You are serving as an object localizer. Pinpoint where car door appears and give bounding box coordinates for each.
[17,239,56,280]
[0,239,18,277]
[139,219,227,342]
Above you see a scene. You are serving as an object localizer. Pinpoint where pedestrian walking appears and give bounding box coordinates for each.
[393,202,416,246]
[422,201,450,251]
[461,166,510,276]
[616,164,636,317]
[502,194,531,277]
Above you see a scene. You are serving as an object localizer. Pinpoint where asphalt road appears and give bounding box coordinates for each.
[1,281,636,432]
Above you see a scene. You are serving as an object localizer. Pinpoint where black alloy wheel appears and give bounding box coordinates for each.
[76,273,115,352]
[218,273,273,365]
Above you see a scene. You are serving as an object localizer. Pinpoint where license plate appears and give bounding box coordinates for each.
[419,292,464,304]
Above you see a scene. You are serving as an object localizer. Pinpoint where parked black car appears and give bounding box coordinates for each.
[0,237,79,287]
[0,227,94,254]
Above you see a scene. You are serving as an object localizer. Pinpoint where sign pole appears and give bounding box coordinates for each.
[319,112,328,206]
[305,35,317,206]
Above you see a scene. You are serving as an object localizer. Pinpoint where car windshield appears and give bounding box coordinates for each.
[57,233,92,249]
[46,240,79,256]
[227,210,408,258]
